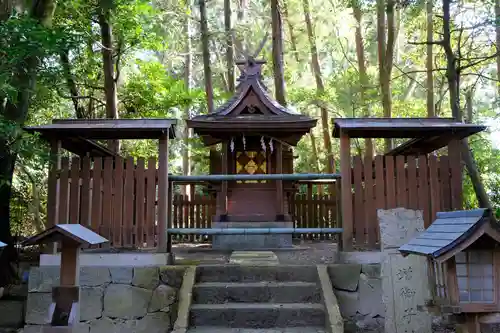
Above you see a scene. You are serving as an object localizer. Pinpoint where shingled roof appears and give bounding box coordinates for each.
[399,209,500,263]
[187,58,316,146]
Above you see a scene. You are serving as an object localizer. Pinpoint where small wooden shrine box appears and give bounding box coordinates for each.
[399,209,500,332]
[23,224,107,332]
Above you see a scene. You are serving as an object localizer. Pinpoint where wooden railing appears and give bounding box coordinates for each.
[171,194,216,242]
[48,153,461,249]
[170,192,341,242]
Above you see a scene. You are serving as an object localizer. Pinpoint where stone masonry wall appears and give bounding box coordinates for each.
[328,264,384,333]
[24,266,186,333]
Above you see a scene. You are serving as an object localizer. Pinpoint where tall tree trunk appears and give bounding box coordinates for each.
[352,1,373,157]
[309,132,321,173]
[282,0,299,63]
[60,50,86,119]
[426,0,435,117]
[234,0,247,58]
[98,0,119,153]
[495,0,500,98]
[465,90,473,124]
[0,0,57,287]
[224,0,234,93]
[271,0,286,105]
[199,0,214,113]
[302,0,335,174]
[440,0,491,210]
[442,0,460,121]
[182,0,193,196]
[377,0,396,152]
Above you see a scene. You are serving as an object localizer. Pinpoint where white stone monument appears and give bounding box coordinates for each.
[378,208,432,333]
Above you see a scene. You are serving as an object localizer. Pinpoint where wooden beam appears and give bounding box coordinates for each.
[221,142,228,215]
[46,139,61,254]
[276,141,284,216]
[340,132,353,251]
[60,240,80,286]
[157,134,169,252]
[47,139,61,227]
[448,139,462,210]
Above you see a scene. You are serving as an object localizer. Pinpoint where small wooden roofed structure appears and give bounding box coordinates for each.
[399,209,499,263]
[24,118,177,157]
[398,209,500,331]
[22,224,108,247]
[23,225,108,326]
[333,117,487,250]
[187,58,317,146]
[24,119,177,252]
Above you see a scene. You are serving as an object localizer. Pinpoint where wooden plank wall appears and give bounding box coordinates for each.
[51,156,159,248]
[349,154,463,248]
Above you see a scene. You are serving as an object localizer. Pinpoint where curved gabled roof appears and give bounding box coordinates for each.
[188,58,316,146]
[194,58,301,118]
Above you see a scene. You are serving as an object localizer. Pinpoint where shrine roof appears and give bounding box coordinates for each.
[25,118,177,140]
[188,114,315,126]
[399,209,500,263]
[189,58,315,130]
[333,117,485,139]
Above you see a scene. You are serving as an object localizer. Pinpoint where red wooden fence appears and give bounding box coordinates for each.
[347,154,462,248]
[49,154,461,248]
[51,156,159,248]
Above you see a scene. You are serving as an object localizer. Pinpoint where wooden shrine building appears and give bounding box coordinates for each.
[187,58,317,249]
[334,117,486,250]
[25,119,177,251]
[399,209,500,332]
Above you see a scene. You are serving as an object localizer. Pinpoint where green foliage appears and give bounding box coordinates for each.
[0,15,77,100]
[3,0,500,239]
[120,60,205,117]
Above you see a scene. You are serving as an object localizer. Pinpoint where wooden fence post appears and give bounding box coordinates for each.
[340,132,353,251]
[157,134,169,252]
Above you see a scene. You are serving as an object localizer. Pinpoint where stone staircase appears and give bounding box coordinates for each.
[187,265,326,333]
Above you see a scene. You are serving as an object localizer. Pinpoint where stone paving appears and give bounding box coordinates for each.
[229,251,279,265]
[187,327,326,333]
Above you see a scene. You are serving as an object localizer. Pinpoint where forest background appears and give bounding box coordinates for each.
[1,0,500,246]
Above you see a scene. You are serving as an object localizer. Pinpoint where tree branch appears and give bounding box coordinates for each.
[408,40,444,46]
[114,38,124,83]
[391,67,447,81]
[459,52,499,71]
[252,31,270,58]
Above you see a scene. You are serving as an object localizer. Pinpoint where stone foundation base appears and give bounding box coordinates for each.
[211,221,293,250]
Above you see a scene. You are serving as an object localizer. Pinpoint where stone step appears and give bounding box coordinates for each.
[193,281,321,304]
[189,303,325,328]
[229,251,279,265]
[196,265,318,283]
[186,327,326,333]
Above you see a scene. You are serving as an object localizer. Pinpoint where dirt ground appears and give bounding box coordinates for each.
[171,240,342,265]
